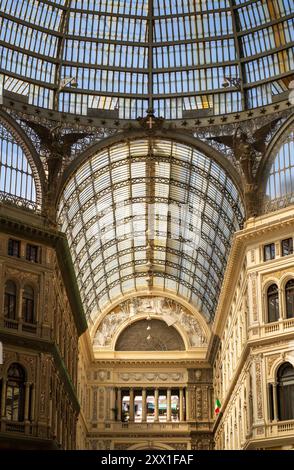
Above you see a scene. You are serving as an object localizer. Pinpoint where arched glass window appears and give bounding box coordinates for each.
[5,363,26,422]
[267,284,279,323]
[277,363,294,421]
[265,131,294,206]
[22,285,35,324]
[4,280,17,320]
[0,120,39,209]
[285,280,294,319]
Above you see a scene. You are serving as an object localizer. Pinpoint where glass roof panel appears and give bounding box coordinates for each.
[265,129,294,203]
[0,118,40,210]
[58,138,245,324]
[0,0,292,118]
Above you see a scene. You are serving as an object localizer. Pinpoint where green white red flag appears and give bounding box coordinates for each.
[215,398,221,415]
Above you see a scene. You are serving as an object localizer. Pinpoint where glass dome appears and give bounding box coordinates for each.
[0,0,293,119]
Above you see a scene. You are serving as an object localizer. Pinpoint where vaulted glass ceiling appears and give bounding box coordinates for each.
[0,0,293,119]
[57,139,245,324]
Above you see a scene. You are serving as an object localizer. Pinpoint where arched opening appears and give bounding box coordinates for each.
[277,363,294,421]
[267,284,279,323]
[285,280,294,319]
[264,129,294,211]
[0,118,41,210]
[5,363,26,422]
[4,280,17,320]
[22,285,35,324]
[115,319,185,351]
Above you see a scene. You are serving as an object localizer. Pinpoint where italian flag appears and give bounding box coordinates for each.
[215,398,221,415]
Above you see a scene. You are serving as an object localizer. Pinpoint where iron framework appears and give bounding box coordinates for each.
[0,0,293,119]
[57,138,245,324]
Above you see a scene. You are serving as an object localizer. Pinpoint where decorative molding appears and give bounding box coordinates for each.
[267,353,281,376]
[254,355,263,421]
[0,208,87,335]
[263,268,294,281]
[214,206,294,336]
[0,329,80,412]
[117,371,184,383]
[93,296,208,350]
[4,97,292,132]
[249,272,258,323]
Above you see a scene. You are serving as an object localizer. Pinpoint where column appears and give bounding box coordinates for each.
[18,287,24,332]
[167,389,171,422]
[117,389,121,421]
[52,387,57,438]
[110,387,116,420]
[24,382,31,421]
[1,380,6,418]
[179,388,184,421]
[129,388,134,422]
[272,383,279,421]
[30,384,35,421]
[208,386,213,420]
[18,288,23,320]
[142,389,147,422]
[154,389,159,422]
[186,387,191,421]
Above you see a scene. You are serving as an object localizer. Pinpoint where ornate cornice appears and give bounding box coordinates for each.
[2,97,293,130]
[207,334,221,365]
[91,359,211,367]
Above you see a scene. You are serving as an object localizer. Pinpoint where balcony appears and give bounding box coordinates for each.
[250,317,294,339]
[266,420,294,439]
[90,420,213,434]
[3,318,37,335]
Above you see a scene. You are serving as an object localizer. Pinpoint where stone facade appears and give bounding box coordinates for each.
[213,206,294,450]
[0,206,83,449]
[1,204,294,450]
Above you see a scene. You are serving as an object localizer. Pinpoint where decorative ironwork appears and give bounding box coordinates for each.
[0,191,40,213]
[0,118,41,210]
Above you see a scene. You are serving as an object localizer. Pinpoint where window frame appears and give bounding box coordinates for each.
[22,285,35,324]
[267,283,279,323]
[7,239,21,258]
[285,279,294,319]
[281,238,293,257]
[277,363,294,421]
[263,243,275,262]
[5,363,26,422]
[4,280,17,320]
[26,244,40,263]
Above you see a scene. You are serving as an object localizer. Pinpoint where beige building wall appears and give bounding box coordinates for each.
[0,207,83,449]
[213,206,294,450]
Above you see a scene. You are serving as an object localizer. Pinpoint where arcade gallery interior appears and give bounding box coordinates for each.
[0,0,293,451]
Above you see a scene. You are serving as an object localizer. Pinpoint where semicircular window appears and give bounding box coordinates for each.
[115,319,185,351]
[265,130,294,209]
[0,120,39,210]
